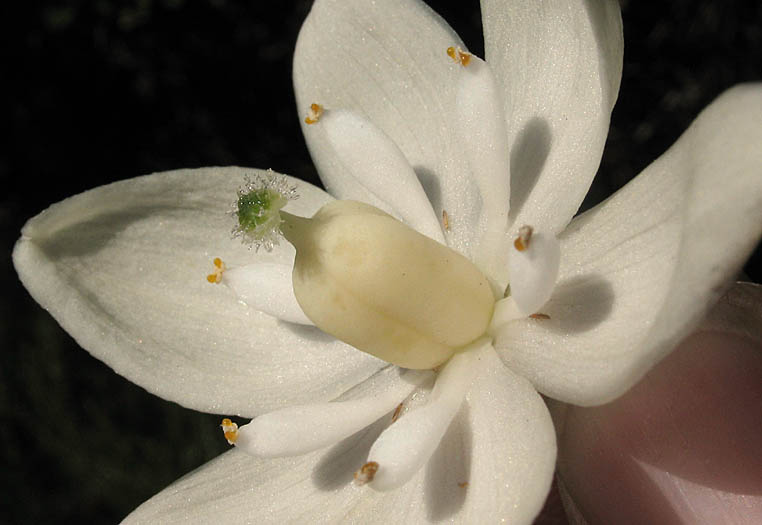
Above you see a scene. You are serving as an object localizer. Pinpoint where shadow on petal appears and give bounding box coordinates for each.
[311,414,389,491]
[545,274,615,334]
[509,117,552,222]
[281,321,337,344]
[425,403,472,521]
[36,206,174,258]
[414,165,443,216]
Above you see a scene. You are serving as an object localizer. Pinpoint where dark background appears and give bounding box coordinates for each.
[2,0,760,523]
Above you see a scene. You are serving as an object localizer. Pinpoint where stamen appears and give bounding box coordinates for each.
[391,402,404,423]
[507,226,561,316]
[458,481,469,488]
[206,257,225,284]
[220,418,239,444]
[364,339,487,491]
[354,462,379,485]
[230,370,432,458]
[529,313,551,320]
[223,262,313,325]
[453,53,511,278]
[514,225,533,252]
[446,46,472,67]
[304,103,324,124]
[442,210,450,231]
[319,109,444,242]
[489,296,525,334]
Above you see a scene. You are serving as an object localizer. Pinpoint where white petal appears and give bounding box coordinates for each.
[12,167,385,417]
[320,110,444,242]
[454,56,511,276]
[495,84,762,406]
[223,262,312,325]
[125,347,556,524]
[294,0,481,259]
[481,0,623,234]
[459,346,557,524]
[236,368,432,457]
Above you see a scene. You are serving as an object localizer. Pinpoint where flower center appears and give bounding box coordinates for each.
[212,48,561,491]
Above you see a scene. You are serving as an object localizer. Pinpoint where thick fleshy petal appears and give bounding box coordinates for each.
[293,0,481,259]
[12,167,385,417]
[125,347,556,524]
[481,0,623,234]
[496,84,762,406]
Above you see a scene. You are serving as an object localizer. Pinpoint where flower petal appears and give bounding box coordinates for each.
[124,347,556,524]
[496,84,762,406]
[12,167,385,417]
[481,0,623,234]
[293,0,481,258]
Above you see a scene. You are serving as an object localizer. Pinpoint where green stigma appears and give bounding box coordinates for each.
[232,171,297,251]
[237,188,286,233]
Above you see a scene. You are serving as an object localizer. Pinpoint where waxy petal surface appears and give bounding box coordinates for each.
[13,167,385,416]
[294,0,480,257]
[125,347,555,524]
[481,0,623,234]
[496,84,762,405]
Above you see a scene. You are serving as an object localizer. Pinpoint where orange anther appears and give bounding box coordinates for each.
[447,46,472,66]
[305,103,324,125]
[514,225,533,252]
[207,257,226,284]
[354,461,380,485]
[220,418,239,444]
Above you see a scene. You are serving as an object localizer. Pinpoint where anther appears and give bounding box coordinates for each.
[206,257,226,283]
[446,46,472,67]
[458,481,469,488]
[391,402,404,423]
[514,225,534,252]
[442,210,450,231]
[220,418,239,445]
[529,313,551,320]
[354,461,380,485]
[304,103,324,124]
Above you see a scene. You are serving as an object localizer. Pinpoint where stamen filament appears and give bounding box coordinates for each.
[230,370,432,458]
[453,53,511,278]
[223,262,313,325]
[507,228,561,316]
[319,109,444,242]
[364,339,488,491]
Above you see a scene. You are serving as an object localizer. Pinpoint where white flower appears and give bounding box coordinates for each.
[12,0,762,523]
